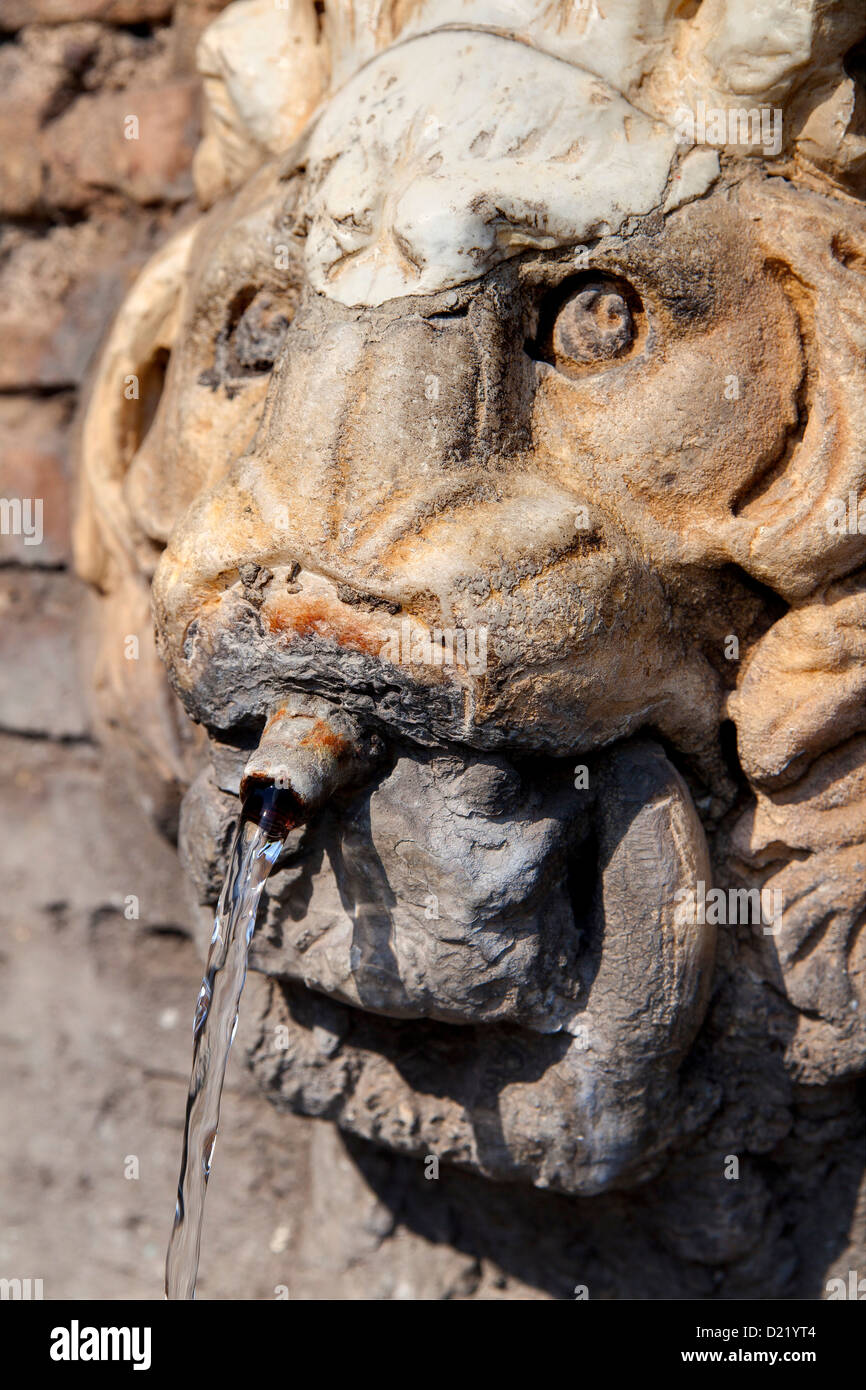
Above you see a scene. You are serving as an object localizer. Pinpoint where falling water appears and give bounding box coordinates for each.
[165,783,299,1300]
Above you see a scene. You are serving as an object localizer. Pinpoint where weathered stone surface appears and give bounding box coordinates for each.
[43,79,200,209]
[0,0,172,25]
[0,395,74,566]
[193,0,327,205]
[730,585,866,790]
[0,571,89,738]
[231,740,714,1195]
[0,114,43,217]
[69,0,866,1298]
[733,735,866,860]
[302,31,686,307]
[727,734,866,1081]
[0,216,178,390]
[171,0,235,72]
[0,20,181,217]
[0,765,543,1300]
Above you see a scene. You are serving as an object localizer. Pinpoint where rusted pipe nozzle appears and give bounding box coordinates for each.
[240,696,383,825]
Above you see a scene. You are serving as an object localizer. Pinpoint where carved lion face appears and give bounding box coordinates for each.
[76,12,866,1199]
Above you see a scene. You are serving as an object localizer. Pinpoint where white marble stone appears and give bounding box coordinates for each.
[303,31,680,305]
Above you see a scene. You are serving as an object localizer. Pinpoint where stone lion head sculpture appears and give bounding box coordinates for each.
[75,0,866,1219]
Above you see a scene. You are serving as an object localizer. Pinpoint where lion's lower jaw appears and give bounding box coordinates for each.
[180,732,715,1193]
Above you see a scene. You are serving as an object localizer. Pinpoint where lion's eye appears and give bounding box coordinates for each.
[531,274,642,377]
[228,291,292,374]
[199,286,297,393]
[552,282,633,365]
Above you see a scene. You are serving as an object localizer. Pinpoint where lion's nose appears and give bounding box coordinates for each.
[158,294,529,611]
[253,293,530,531]
[151,289,537,705]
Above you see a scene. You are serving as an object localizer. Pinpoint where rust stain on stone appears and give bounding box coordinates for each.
[264,597,384,656]
[298,719,353,760]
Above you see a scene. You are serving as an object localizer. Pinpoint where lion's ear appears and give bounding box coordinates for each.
[722,180,866,601]
[74,224,205,833]
[74,223,198,593]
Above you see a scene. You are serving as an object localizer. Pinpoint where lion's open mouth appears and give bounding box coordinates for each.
[177,696,717,1194]
[174,549,718,1039]
[164,543,716,772]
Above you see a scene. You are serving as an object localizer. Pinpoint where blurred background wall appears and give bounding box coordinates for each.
[0,0,306,1302]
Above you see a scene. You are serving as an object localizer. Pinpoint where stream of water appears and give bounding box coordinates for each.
[165,784,298,1300]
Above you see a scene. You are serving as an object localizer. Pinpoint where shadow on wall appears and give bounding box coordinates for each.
[339,1102,864,1301]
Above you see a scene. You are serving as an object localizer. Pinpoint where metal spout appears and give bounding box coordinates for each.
[240,695,383,822]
